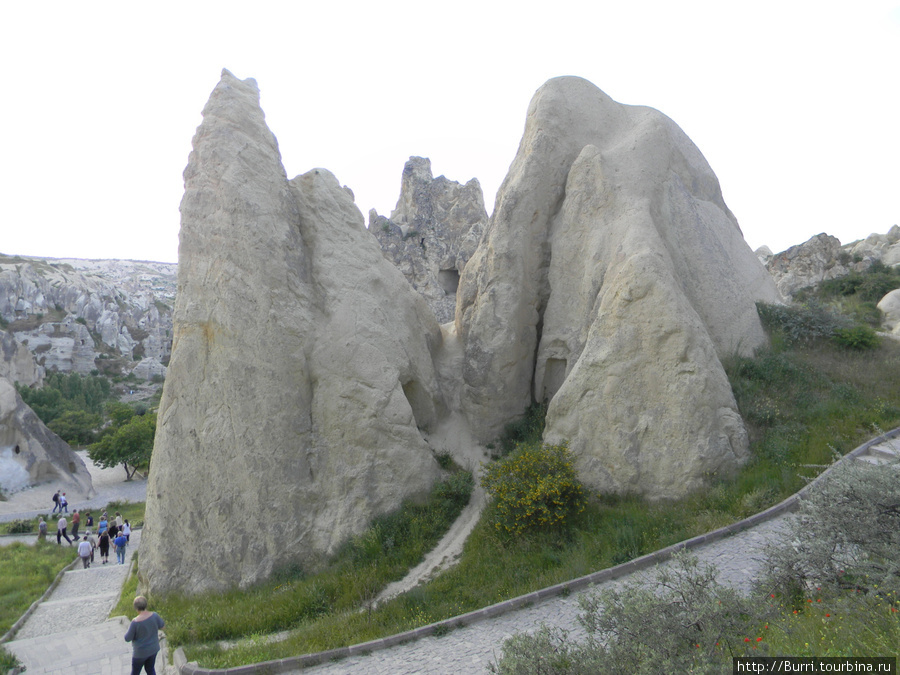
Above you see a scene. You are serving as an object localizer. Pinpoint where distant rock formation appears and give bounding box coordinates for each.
[455,77,781,498]
[1,330,41,387]
[370,157,486,323]
[141,71,443,595]
[0,378,92,497]
[764,226,900,299]
[765,234,852,298]
[0,255,175,379]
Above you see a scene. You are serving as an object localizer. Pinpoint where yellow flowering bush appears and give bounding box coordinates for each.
[482,441,586,536]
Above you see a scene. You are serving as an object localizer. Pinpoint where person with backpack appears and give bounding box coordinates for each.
[51,490,60,513]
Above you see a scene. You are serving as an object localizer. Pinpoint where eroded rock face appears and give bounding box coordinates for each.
[371,157,487,323]
[141,71,441,595]
[0,330,41,387]
[0,378,92,496]
[0,257,175,377]
[766,233,852,298]
[455,77,780,498]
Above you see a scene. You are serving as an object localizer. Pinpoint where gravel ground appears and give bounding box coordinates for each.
[0,450,147,524]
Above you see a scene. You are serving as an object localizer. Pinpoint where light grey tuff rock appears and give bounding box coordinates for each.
[455,76,781,499]
[0,377,93,496]
[0,257,175,377]
[877,288,900,334]
[1,329,41,387]
[370,157,487,324]
[141,70,442,595]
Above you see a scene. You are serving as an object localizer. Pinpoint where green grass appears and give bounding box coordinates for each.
[0,500,146,535]
[155,471,473,660]
[110,553,140,619]
[172,336,900,668]
[759,589,900,657]
[0,542,75,635]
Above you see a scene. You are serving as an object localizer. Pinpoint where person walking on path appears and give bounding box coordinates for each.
[51,490,60,513]
[124,595,165,675]
[86,529,97,563]
[37,517,47,541]
[71,510,80,538]
[123,519,132,541]
[56,515,72,545]
[98,528,110,563]
[114,530,128,564]
[77,535,92,568]
[59,492,68,513]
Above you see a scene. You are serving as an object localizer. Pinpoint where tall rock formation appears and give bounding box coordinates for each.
[141,71,442,594]
[455,77,781,498]
[370,157,487,323]
[0,378,93,497]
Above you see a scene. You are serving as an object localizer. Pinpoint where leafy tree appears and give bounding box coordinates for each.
[47,409,102,446]
[15,372,111,425]
[88,409,156,480]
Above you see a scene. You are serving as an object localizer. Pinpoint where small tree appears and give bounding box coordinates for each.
[762,451,900,598]
[88,407,156,481]
[482,441,585,536]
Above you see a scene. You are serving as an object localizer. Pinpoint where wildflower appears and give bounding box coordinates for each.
[825,614,830,617]
[744,638,751,642]
[757,637,763,642]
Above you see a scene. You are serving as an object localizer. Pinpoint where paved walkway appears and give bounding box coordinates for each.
[4,436,897,675]
[3,530,146,675]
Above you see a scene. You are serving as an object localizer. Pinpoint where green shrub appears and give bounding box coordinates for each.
[2,519,33,534]
[832,325,880,351]
[497,402,547,456]
[482,442,586,536]
[763,453,900,599]
[490,552,762,674]
[756,301,850,345]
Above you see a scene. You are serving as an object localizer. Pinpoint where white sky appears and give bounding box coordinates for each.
[1,1,897,264]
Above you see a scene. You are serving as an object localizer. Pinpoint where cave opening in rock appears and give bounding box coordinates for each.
[541,358,568,402]
[438,269,460,295]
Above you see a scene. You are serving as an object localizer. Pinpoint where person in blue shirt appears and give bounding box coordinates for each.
[124,596,165,675]
[114,531,128,564]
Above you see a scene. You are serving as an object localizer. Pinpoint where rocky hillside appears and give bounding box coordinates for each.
[758,225,900,299]
[0,254,175,381]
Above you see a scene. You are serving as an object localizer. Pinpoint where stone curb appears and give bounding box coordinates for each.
[0,552,81,644]
[168,426,896,674]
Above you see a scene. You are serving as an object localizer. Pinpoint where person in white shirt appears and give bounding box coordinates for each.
[56,516,72,545]
[77,536,92,568]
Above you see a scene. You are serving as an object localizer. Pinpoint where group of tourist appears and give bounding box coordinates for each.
[37,507,132,568]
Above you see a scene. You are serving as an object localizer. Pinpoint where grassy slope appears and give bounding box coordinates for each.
[177,334,900,668]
